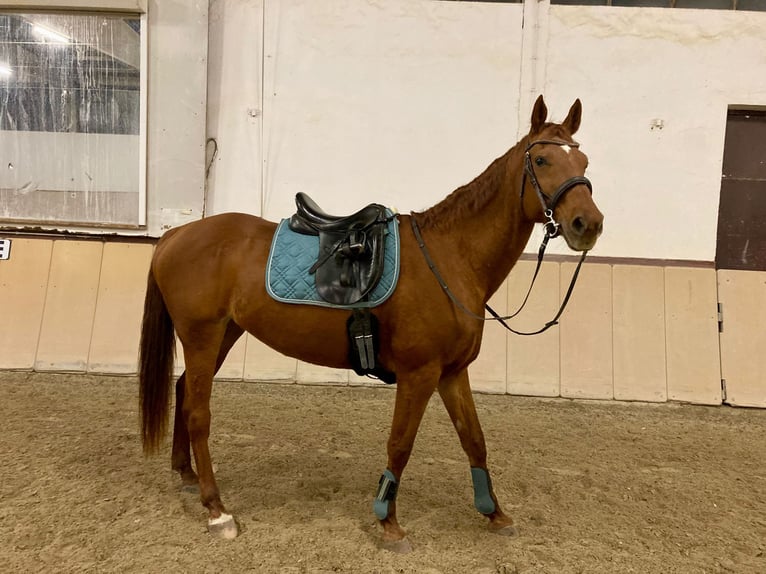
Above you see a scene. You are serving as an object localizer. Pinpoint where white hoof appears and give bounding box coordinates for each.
[208,513,238,539]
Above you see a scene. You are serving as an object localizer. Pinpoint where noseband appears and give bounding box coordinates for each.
[521,139,593,238]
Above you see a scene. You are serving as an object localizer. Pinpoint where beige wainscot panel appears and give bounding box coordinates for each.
[717,269,766,407]
[173,335,247,381]
[560,262,613,400]
[612,265,667,402]
[36,240,103,371]
[506,260,560,397]
[173,337,186,378]
[664,267,721,405]
[296,361,349,385]
[88,243,154,374]
[214,334,247,381]
[244,335,297,382]
[469,281,508,394]
[173,331,248,381]
[0,238,53,369]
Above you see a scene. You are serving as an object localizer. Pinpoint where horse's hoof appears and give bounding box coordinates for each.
[489,523,519,537]
[180,483,199,494]
[208,513,238,540]
[381,536,412,554]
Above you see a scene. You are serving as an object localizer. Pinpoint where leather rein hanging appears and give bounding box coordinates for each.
[411,138,593,336]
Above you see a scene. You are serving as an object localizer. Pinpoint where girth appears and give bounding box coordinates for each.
[288,192,390,306]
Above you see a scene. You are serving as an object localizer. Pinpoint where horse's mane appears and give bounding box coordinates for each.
[416,139,524,231]
[415,124,573,231]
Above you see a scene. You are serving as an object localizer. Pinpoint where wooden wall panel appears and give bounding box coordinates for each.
[0,238,52,369]
[88,243,153,374]
[664,267,721,405]
[717,269,766,407]
[8,238,766,409]
[506,261,561,397]
[243,335,297,382]
[174,333,249,381]
[470,282,508,394]
[214,335,247,380]
[560,262,613,399]
[36,240,103,371]
[296,362,348,385]
[612,265,667,402]
[173,337,186,377]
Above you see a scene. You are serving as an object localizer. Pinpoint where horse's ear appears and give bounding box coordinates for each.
[563,99,582,135]
[530,95,547,134]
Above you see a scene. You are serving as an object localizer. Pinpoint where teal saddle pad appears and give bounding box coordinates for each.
[266,212,400,309]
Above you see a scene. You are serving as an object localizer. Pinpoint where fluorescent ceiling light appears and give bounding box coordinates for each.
[32,24,70,44]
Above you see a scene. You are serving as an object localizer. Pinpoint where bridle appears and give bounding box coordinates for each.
[411,138,593,336]
[521,138,593,239]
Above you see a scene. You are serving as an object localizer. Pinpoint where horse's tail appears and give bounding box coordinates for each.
[138,266,175,455]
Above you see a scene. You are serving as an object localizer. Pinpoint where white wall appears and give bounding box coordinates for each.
[207,0,524,220]
[544,5,766,260]
[206,0,766,261]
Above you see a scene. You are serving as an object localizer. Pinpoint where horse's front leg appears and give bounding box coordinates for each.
[438,369,517,536]
[376,367,440,553]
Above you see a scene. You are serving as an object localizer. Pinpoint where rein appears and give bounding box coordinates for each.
[411,138,592,336]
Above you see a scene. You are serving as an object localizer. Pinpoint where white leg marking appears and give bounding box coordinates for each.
[208,512,234,526]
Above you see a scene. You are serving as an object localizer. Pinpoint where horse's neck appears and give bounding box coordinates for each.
[417,144,534,302]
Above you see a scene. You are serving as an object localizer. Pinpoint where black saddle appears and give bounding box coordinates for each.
[288,192,389,306]
[288,193,396,384]
[289,193,386,235]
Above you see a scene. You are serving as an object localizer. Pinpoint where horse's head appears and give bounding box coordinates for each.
[521,95,604,252]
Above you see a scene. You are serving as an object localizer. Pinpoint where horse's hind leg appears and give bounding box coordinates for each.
[171,321,244,491]
[178,320,244,539]
[171,372,197,489]
[438,369,517,536]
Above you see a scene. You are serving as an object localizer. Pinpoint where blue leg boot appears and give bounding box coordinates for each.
[471,467,497,515]
[373,469,398,520]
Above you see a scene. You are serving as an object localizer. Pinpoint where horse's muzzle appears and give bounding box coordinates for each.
[562,209,604,252]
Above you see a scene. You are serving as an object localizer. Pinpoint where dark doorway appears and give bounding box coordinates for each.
[715,109,766,271]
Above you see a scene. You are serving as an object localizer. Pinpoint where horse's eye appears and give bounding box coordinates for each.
[535,156,546,167]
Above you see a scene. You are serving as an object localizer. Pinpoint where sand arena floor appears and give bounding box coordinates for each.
[2,371,765,573]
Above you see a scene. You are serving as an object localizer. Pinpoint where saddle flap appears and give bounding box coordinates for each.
[313,224,387,305]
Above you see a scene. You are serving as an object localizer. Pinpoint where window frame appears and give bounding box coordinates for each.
[0,0,208,238]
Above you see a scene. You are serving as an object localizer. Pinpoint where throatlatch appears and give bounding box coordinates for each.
[470,467,497,515]
[373,469,399,520]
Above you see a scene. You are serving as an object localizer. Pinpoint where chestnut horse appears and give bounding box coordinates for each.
[138,96,603,549]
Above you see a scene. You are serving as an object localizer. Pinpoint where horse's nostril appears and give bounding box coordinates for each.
[572,216,586,235]
[596,220,603,235]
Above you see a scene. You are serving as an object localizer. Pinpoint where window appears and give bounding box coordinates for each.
[0,11,144,228]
